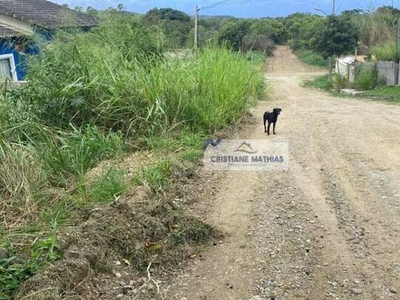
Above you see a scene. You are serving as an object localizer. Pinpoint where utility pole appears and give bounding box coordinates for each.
[194,5,200,49]
[329,0,336,77]
[194,1,229,48]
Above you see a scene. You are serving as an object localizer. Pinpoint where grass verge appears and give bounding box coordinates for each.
[295,49,328,68]
[353,86,400,104]
[303,74,333,90]
[303,75,400,105]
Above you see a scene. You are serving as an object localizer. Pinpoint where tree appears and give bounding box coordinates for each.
[313,16,359,58]
[86,6,98,17]
[144,8,191,23]
[250,19,289,44]
[143,8,192,48]
[342,9,365,16]
[117,4,124,12]
[284,13,324,50]
[242,33,275,54]
[217,20,250,50]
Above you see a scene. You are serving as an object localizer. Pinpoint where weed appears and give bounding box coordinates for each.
[133,160,172,192]
[0,256,38,299]
[0,216,61,299]
[332,74,348,91]
[31,217,61,262]
[85,168,128,204]
[354,66,379,90]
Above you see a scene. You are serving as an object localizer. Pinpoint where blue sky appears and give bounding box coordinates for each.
[52,0,397,18]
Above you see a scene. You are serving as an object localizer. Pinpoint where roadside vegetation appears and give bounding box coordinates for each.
[283,12,358,69]
[357,86,400,103]
[290,7,400,102]
[294,49,327,67]
[303,75,333,91]
[0,12,266,299]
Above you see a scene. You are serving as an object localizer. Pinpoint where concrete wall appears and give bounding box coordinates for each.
[376,61,398,86]
[354,61,399,86]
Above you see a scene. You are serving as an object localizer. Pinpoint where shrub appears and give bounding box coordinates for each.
[303,75,333,90]
[295,49,327,67]
[332,74,348,91]
[354,66,378,90]
[242,34,275,55]
[371,41,399,61]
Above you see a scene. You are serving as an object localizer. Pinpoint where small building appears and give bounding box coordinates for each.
[335,56,356,83]
[0,0,97,81]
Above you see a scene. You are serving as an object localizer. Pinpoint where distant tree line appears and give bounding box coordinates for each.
[77,5,400,61]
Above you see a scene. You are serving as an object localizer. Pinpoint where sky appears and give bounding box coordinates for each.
[51,0,398,18]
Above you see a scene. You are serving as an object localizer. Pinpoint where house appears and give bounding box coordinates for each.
[0,0,97,81]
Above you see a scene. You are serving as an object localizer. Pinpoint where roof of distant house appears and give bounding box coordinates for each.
[0,0,97,29]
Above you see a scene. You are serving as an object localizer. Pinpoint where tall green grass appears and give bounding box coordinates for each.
[11,19,264,136]
[33,125,124,186]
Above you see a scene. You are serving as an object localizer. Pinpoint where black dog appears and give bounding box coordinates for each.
[263,108,282,135]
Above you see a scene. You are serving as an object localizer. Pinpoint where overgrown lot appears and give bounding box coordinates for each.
[0,16,265,299]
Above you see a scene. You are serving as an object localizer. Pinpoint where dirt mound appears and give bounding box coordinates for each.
[15,168,217,300]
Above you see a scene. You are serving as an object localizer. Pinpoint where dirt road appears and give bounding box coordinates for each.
[164,46,400,300]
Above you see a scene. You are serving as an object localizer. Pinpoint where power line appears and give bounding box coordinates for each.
[194,0,231,49]
[200,0,231,11]
[194,0,249,48]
